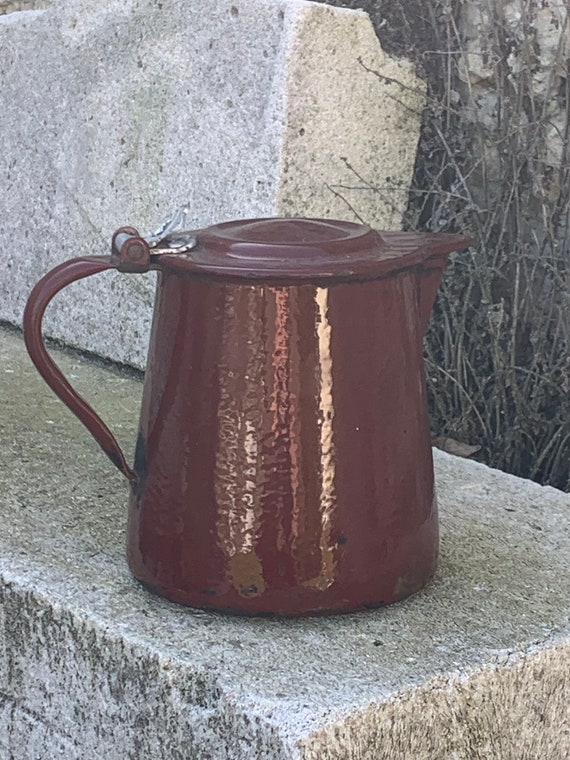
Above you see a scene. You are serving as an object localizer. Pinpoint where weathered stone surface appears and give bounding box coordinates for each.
[457,0,568,202]
[1,326,569,758]
[0,0,423,368]
[0,1,50,13]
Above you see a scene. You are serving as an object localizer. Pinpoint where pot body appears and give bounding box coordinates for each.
[127,267,438,615]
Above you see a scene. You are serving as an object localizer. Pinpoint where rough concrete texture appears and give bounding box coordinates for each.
[1,326,569,759]
[0,0,424,368]
[0,0,50,13]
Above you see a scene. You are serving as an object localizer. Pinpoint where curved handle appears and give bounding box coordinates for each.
[23,256,137,483]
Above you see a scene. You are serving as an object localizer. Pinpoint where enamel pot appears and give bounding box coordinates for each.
[23,218,471,616]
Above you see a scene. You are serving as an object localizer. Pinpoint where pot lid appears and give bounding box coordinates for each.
[151,217,472,281]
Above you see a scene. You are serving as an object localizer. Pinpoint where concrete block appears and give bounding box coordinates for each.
[0,1,50,13]
[1,326,569,758]
[0,0,424,368]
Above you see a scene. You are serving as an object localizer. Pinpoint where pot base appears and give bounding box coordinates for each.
[129,557,438,618]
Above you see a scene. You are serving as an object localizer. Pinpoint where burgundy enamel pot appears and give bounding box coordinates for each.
[23,217,471,616]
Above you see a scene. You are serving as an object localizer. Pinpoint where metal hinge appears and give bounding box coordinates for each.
[143,203,198,253]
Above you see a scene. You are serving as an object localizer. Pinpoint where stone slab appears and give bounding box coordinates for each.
[1,325,569,758]
[0,0,424,368]
[0,1,50,13]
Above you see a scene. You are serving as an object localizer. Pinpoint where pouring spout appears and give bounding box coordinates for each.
[417,256,448,336]
[416,233,473,335]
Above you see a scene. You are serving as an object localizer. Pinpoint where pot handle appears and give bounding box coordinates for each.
[23,231,152,484]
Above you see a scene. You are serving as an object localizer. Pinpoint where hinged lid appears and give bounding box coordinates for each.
[151,218,471,281]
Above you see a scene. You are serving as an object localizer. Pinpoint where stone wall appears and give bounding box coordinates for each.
[321,0,568,216]
[457,0,568,209]
[0,0,423,368]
